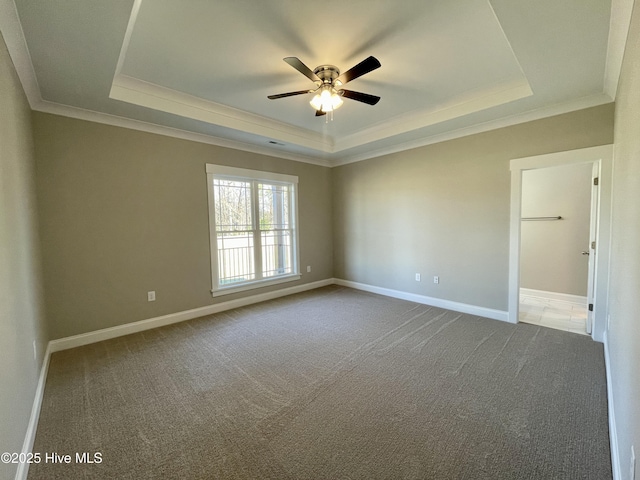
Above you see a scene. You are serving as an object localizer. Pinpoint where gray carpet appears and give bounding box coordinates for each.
[28,286,611,479]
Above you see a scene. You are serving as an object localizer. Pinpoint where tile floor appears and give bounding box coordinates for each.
[519,293,588,335]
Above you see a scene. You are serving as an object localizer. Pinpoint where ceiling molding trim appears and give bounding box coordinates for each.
[33,100,332,167]
[3,0,620,170]
[487,0,529,82]
[112,0,142,80]
[0,0,42,108]
[110,74,332,152]
[110,72,533,157]
[604,0,636,99]
[29,91,613,170]
[332,92,614,167]
[334,79,533,152]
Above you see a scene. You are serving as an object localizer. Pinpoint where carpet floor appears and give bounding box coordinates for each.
[28,286,611,479]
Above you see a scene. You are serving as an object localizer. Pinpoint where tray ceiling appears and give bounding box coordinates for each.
[5,0,618,166]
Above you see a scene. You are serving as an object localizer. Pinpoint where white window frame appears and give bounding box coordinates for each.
[206,164,300,297]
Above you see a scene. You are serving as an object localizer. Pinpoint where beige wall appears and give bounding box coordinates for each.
[609,2,640,478]
[332,104,614,312]
[0,34,48,480]
[33,113,333,339]
[520,163,593,296]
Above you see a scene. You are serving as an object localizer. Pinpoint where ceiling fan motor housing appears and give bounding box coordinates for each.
[313,65,341,85]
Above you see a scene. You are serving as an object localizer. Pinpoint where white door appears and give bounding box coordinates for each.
[585,162,599,334]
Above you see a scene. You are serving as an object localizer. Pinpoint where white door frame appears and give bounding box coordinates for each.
[508,144,613,342]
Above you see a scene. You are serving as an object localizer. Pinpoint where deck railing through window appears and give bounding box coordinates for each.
[262,230,292,278]
[218,244,254,285]
[217,232,292,285]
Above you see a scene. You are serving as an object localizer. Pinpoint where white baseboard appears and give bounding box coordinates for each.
[48,277,513,353]
[49,278,334,353]
[520,288,587,305]
[603,331,621,480]
[334,278,509,323]
[19,278,616,480]
[15,342,52,480]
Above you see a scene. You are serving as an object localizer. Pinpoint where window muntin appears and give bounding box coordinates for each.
[206,165,299,295]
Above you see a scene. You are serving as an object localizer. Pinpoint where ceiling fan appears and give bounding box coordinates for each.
[267,56,381,117]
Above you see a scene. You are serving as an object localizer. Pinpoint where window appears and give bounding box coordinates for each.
[206,164,300,296]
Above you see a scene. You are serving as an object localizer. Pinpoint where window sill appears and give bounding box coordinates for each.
[211,274,301,298]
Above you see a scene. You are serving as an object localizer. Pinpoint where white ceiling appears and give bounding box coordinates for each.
[1,0,627,166]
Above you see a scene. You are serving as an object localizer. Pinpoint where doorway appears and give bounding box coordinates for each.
[508,145,613,342]
[518,162,593,335]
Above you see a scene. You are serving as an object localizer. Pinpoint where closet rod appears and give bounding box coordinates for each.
[521,216,562,221]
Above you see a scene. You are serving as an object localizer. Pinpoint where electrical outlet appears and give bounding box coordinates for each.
[433,276,439,284]
[147,291,156,302]
[415,273,421,281]
[307,266,311,273]
[631,445,636,480]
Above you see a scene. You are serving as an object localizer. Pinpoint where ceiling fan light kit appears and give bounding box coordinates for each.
[309,86,343,113]
[268,56,381,120]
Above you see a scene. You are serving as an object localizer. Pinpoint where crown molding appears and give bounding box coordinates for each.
[1,0,628,170]
[332,92,614,167]
[33,92,612,170]
[603,0,636,99]
[110,72,533,157]
[0,0,42,108]
[33,99,332,167]
[334,79,532,152]
[110,74,332,153]
[112,0,141,79]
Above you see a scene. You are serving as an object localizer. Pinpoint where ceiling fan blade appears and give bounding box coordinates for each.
[338,56,381,84]
[340,89,381,105]
[267,90,313,100]
[283,57,320,83]
[315,109,327,117]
